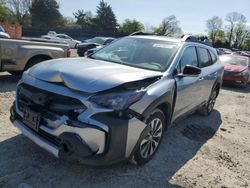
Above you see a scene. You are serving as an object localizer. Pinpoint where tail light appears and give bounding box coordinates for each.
[66,49,71,57]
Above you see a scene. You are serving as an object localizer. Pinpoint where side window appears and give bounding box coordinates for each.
[178,47,198,73]
[57,35,65,39]
[197,48,212,67]
[209,50,217,63]
[104,39,113,45]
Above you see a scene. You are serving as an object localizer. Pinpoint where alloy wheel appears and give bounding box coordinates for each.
[208,90,217,113]
[140,118,163,159]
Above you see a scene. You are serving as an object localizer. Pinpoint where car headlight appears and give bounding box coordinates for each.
[89,90,145,111]
[236,71,249,77]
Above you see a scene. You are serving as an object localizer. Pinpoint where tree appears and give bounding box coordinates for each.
[0,1,8,22]
[119,19,144,33]
[154,15,182,36]
[95,0,118,32]
[206,16,223,45]
[62,16,80,28]
[225,12,247,47]
[6,0,32,26]
[73,9,94,30]
[30,0,63,28]
[242,32,250,50]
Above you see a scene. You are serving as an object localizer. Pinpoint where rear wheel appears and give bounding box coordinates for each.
[132,109,166,165]
[25,58,48,70]
[199,89,217,116]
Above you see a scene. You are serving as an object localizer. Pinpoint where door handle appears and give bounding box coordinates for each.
[199,77,204,80]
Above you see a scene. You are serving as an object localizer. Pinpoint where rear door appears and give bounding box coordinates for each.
[197,47,218,101]
[173,46,204,120]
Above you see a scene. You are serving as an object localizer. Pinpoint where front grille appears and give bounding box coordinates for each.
[17,83,87,119]
[224,71,239,76]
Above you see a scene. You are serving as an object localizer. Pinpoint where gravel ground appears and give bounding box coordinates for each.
[0,72,250,188]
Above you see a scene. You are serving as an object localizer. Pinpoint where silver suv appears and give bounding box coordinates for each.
[10,35,224,165]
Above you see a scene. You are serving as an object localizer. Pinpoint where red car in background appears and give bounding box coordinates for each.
[220,54,250,87]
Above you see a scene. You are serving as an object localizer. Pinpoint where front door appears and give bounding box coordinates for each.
[173,46,203,120]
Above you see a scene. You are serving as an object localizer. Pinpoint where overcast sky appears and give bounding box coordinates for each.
[58,0,250,34]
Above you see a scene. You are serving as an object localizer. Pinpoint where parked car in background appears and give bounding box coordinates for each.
[77,37,115,57]
[216,48,232,55]
[10,35,223,166]
[220,54,250,86]
[232,51,250,59]
[0,25,10,38]
[41,33,80,49]
[85,46,103,56]
[0,38,70,75]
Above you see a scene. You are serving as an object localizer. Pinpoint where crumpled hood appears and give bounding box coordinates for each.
[224,64,248,72]
[28,57,162,93]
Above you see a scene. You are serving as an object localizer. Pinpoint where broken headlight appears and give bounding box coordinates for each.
[89,90,145,111]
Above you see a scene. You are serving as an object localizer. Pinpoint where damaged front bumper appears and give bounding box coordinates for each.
[10,75,148,166]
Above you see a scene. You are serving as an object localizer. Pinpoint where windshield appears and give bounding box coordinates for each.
[91,37,180,71]
[220,55,248,66]
[86,37,106,45]
[0,26,5,32]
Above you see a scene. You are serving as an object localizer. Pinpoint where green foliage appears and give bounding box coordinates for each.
[95,0,117,31]
[154,15,182,36]
[73,10,94,30]
[225,12,247,47]
[206,16,223,44]
[30,0,63,28]
[5,0,32,26]
[118,19,144,33]
[0,3,8,22]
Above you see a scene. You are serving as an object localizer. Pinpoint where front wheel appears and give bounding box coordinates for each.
[132,109,166,165]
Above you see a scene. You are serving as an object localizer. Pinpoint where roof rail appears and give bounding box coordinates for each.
[181,35,213,47]
[181,35,198,42]
[129,31,155,36]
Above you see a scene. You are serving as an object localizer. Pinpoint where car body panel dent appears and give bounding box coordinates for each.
[28,57,163,93]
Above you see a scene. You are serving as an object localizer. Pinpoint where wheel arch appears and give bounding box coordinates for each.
[24,54,52,70]
[213,79,222,97]
[141,91,174,129]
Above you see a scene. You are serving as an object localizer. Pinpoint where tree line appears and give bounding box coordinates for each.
[206,12,250,50]
[0,0,182,34]
[0,0,249,50]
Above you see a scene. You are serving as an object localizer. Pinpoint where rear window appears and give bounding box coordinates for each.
[220,55,248,66]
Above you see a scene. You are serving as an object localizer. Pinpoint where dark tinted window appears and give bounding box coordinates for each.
[0,26,4,32]
[197,48,212,67]
[104,39,114,45]
[209,50,217,63]
[178,47,198,73]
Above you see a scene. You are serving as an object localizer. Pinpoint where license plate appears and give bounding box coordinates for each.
[23,107,41,132]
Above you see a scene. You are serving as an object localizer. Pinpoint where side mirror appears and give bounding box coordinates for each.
[177,65,201,77]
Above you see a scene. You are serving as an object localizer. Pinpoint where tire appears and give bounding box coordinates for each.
[75,43,79,49]
[25,58,48,71]
[132,109,166,165]
[77,50,85,57]
[8,71,22,76]
[198,89,217,116]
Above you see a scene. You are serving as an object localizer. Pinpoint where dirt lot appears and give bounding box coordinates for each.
[0,72,250,188]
